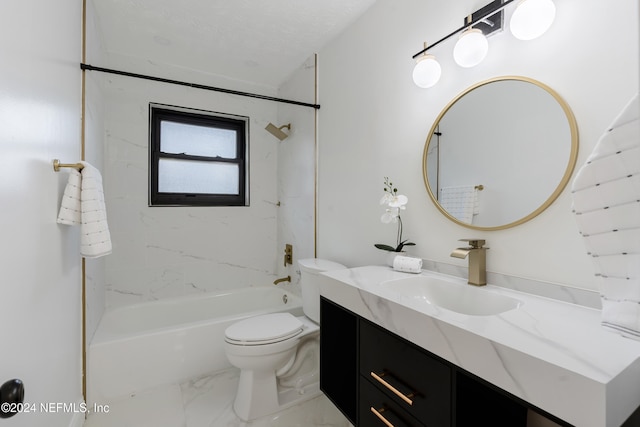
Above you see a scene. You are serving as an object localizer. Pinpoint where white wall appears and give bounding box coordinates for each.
[0,1,83,426]
[317,0,639,290]
[101,68,282,307]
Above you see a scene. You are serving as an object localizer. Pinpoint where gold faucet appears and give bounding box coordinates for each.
[273,276,291,285]
[450,239,488,286]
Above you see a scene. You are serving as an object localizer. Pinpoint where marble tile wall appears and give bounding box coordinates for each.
[102,73,282,308]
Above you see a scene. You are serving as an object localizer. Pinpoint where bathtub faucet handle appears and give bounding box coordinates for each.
[284,244,293,267]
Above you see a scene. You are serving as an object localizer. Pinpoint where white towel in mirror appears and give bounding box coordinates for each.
[439,186,479,223]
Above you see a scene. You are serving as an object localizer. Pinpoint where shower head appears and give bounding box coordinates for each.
[265,123,291,141]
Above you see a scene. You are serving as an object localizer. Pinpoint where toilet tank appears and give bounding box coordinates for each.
[298,258,347,323]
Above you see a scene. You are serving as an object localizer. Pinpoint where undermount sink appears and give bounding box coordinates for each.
[382,275,522,316]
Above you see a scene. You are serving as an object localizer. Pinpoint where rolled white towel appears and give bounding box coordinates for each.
[393,256,423,274]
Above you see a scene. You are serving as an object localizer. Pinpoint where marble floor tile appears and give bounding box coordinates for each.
[84,368,350,427]
[84,383,186,427]
[180,369,239,427]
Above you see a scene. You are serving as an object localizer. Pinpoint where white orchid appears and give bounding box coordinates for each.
[381,208,398,224]
[380,193,408,209]
[375,177,416,252]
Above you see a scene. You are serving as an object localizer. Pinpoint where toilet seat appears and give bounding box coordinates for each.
[225,312,303,346]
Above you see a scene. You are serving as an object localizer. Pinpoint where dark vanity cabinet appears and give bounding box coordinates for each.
[319,297,359,425]
[320,297,531,427]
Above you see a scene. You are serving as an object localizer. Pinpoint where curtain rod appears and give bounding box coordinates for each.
[80,63,321,110]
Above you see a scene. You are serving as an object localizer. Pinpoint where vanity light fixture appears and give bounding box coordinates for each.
[411,0,556,88]
[453,16,490,68]
[510,0,556,40]
[412,42,442,88]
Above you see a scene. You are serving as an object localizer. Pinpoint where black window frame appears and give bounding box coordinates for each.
[149,104,249,207]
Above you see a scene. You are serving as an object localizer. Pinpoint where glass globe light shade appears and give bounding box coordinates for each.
[412,54,442,88]
[453,28,489,68]
[510,0,556,41]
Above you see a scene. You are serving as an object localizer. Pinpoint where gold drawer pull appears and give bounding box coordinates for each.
[371,406,394,427]
[370,371,414,405]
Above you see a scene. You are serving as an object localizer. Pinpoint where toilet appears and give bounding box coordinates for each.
[224,258,347,421]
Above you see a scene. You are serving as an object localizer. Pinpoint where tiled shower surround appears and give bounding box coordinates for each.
[102,76,281,307]
[101,55,317,309]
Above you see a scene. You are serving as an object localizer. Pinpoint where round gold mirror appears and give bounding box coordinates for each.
[422,76,579,230]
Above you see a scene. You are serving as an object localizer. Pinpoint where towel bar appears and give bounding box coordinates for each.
[53,159,84,172]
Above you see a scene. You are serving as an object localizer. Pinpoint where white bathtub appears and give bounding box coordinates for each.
[88,287,303,405]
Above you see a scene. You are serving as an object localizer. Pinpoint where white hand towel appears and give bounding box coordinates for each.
[79,161,112,258]
[57,161,112,258]
[57,169,82,225]
[571,93,640,339]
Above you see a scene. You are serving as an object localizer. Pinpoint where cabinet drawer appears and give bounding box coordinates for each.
[360,319,451,426]
[360,376,425,427]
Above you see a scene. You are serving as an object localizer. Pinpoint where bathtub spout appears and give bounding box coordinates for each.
[273,276,291,285]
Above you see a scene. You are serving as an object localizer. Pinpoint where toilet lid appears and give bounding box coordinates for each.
[225,312,303,345]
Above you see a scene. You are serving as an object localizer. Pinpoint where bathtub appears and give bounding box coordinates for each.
[88,286,303,405]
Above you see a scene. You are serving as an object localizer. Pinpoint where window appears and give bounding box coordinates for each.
[149,104,249,206]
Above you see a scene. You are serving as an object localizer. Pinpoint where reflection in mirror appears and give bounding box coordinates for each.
[423,76,579,230]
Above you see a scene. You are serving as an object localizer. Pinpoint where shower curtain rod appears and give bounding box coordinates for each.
[80,63,321,110]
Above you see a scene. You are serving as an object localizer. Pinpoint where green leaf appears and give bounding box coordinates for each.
[374,244,396,252]
[395,241,416,251]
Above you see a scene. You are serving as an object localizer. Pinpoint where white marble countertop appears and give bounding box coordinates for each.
[318,266,640,427]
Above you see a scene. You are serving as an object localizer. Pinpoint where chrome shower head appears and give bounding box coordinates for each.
[265,123,291,141]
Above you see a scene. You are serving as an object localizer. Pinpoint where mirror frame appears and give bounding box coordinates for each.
[422,76,579,231]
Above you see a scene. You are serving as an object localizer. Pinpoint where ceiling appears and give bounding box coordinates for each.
[90,0,377,89]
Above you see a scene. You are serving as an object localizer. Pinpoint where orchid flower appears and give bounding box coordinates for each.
[381,208,398,224]
[375,177,416,252]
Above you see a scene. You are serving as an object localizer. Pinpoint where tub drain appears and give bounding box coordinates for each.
[283,294,288,304]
